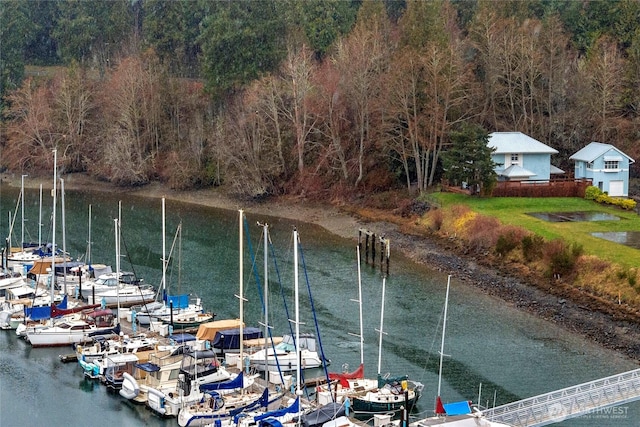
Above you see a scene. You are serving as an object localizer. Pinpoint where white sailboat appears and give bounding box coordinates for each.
[248,228,325,373]
[134,198,203,326]
[318,245,378,406]
[6,175,42,273]
[86,207,154,307]
[350,264,424,415]
[147,210,255,418]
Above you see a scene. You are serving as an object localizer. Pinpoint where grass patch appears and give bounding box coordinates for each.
[430,193,640,269]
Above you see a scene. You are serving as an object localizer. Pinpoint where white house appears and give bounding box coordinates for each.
[569,142,634,197]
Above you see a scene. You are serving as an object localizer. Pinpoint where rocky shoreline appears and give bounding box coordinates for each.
[3,172,640,363]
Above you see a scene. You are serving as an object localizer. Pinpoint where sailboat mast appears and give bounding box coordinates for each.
[20,174,26,251]
[116,201,122,320]
[357,246,364,365]
[377,276,386,375]
[114,218,120,320]
[294,228,301,395]
[162,198,166,298]
[38,184,42,248]
[239,209,244,369]
[61,178,67,295]
[262,222,269,374]
[437,275,451,398]
[50,149,57,317]
[87,204,92,266]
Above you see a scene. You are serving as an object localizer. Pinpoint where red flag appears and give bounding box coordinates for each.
[435,396,446,415]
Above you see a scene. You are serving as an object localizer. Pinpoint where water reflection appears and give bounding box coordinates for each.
[592,231,640,249]
[528,211,620,222]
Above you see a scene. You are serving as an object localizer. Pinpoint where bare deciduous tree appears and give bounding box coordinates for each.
[332,2,391,188]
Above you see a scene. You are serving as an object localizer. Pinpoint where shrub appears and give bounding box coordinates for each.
[495,231,520,257]
[522,234,545,262]
[495,226,529,257]
[587,186,637,210]
[585,186,602,200]
[619,199,637,210]
[544,239,582,278]
[465,214,501,251]
[428,208,444,231]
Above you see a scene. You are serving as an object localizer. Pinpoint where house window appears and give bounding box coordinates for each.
[604,160,619,170]
[510,154,519,165]
[586,162,593,169]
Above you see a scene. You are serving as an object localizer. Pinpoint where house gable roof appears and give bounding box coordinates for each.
[569,142,635,164]
[550,165,565,174]
[488,132,558,154]
[499,164,537,178]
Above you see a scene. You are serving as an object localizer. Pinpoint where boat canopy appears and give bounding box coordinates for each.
[195,318,244,341]
[299,402,345,427]
[442,400,472,416]
[24,295,68,320]
[163,292,189,309]
[328,363,365,387]
[212,327,263,350]
[135,362,161,372]
[170,333,197,344]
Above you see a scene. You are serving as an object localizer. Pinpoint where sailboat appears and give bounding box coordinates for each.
[318,246,378,406]
[85,213,155,307]
[407,276,512,427]
[248,228,326,372]
[350,269,424,415]
[146,210,256,419]
[5,176,43,273]
[134,198,204,327]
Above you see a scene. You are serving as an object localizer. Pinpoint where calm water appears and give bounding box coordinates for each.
[1,183,639,426]
[592,231,640,250]
[527,211,621,222]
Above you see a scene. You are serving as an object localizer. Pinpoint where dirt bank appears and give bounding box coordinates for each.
[4,172,640,362]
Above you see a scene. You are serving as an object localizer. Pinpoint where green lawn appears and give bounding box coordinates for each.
[430,193,640,268]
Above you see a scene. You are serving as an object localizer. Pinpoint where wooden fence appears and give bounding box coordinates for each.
[491,178,592,197]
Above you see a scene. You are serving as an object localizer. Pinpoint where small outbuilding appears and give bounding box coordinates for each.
[569,142,634,197]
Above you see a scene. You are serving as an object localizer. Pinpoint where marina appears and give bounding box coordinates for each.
[1,184,640,426]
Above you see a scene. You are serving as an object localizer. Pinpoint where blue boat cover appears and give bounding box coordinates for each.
[212,327,263,350]
[255,397,300,423]
[24,295,68,320]
[300,402,345,427]
[229,388,269,417]
[170,333,197,343]
[163,292,189,309]
[443,401,472,416]
[88,323,121,337]
[200,372,244,392]
[260,419,283,427]
[135,362,161,372]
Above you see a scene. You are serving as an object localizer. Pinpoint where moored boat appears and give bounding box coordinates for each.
[26,308,118,347]
[248,333,325,372]
[145,349,242,417]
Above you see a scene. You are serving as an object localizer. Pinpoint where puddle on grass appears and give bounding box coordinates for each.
[527,211,621,222]
[592,231,640,249]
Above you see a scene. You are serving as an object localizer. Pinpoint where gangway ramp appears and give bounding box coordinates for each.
[482,368,640,426]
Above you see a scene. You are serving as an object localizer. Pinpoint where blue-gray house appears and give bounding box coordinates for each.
[488,132,563,181]
[569,142,634,197]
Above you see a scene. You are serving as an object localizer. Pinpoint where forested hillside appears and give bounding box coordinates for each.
[1,0,639,199]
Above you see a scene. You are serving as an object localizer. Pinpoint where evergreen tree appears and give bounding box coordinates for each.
[0,1,32,107]
[441,123,497,195]
[199,1,286,99]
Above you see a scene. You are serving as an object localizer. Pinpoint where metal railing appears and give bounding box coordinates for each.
[483,368,640,426]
